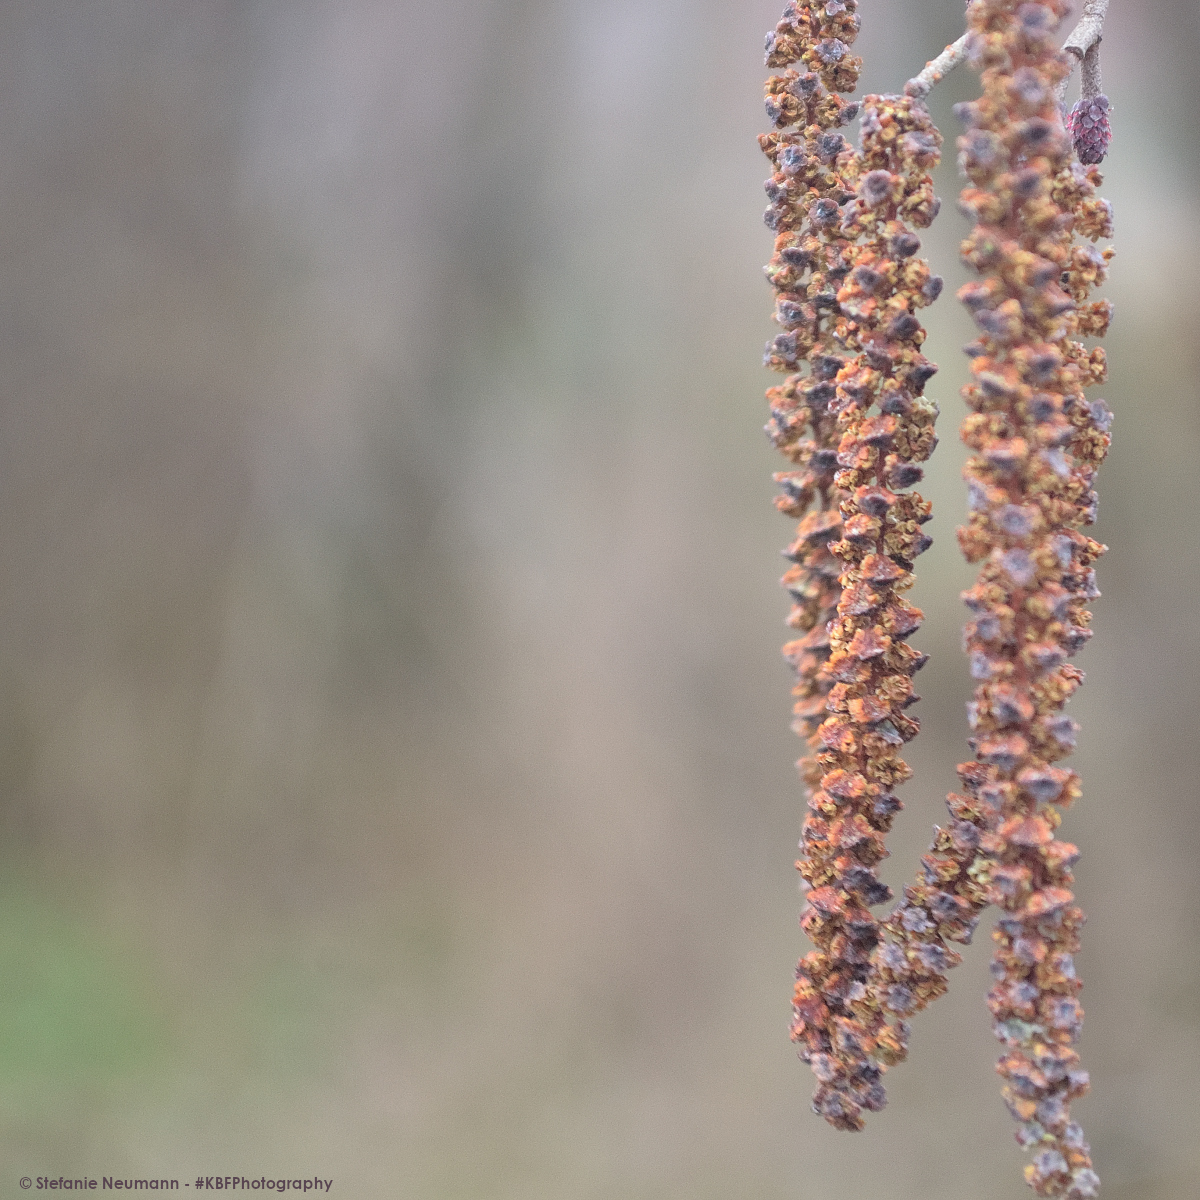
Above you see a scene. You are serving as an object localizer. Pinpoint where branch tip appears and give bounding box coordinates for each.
[1056,0,1109,106]
[904,33,970,99]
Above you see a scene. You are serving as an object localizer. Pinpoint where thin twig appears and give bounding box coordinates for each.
[1055,0,1110,107]
[1079,38,1102,101]
[904,33,969,99]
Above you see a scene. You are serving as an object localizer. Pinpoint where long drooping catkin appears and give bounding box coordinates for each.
[759,1,1116,1193]
[762,0,865,775]
[954,2,1113,1195]
[789,93,950,1130]
[760,1,956,1130]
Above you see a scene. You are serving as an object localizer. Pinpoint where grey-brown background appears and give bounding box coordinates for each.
[0,1,1196,1196]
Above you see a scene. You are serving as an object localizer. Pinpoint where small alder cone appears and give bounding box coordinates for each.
[1066,96,1111,166]
[759,1,953,1134]
[956,2,1113,1196]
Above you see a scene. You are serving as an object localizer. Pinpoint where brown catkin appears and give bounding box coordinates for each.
[760,4,1114,1190]
[760,1,966,1131]
[955,1,1112,1195]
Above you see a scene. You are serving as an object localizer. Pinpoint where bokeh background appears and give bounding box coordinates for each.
[0,0,1196,1196]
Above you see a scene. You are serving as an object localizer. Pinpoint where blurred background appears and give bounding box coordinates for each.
[0,0,1195,1195]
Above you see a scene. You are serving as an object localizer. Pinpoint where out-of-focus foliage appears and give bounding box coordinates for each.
[0,1,1196,1195]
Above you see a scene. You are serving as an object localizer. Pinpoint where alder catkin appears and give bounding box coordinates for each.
[955,2,1112,1195]
[759,4,1114,1191]
[760,1,962,1130]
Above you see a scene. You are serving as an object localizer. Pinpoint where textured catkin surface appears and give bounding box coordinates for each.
[764,1,1120,1196]
[760,0,1006,1133]
[953,2,1112,1195]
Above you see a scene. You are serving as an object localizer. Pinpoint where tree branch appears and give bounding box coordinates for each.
[1056,0,1109,107]
[904,33,969,99]
[904,2,1110,106]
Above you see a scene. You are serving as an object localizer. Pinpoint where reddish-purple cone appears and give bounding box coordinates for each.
[1067,95,1111,165]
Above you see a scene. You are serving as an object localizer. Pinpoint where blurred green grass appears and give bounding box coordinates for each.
[0,875,168,1086]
